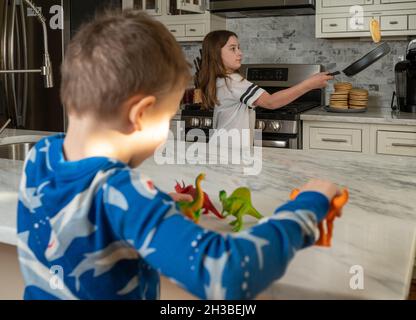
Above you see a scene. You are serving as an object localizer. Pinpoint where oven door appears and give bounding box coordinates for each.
[255,132,300,149]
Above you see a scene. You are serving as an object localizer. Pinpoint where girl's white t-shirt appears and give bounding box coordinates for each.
[213,73,265,132]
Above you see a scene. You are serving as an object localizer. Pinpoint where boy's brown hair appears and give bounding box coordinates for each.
[61,10,191,119]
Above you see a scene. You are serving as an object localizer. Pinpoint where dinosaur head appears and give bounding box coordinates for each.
[175,181,186,193]
[219,190,227,203]
[196,173,206,184]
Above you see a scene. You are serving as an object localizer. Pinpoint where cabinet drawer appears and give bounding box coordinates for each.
[322,18,347,32]
[377,131,416,157]
[309,127,362,152]
[381,0,416,3]
[185,23,205,37]
[410,15,416,30]
[347,16,377,32]
[322,0,372,7]
[380,15,408,30]
[166,24,185,37]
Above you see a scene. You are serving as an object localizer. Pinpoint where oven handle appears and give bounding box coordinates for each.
[261,140,288,148]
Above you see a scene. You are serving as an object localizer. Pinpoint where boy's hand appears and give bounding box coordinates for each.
[302,72,334,90]
[298,179,340,202]
[169,192,193,203]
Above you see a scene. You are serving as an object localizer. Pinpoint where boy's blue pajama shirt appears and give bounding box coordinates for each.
[17,134,329,300]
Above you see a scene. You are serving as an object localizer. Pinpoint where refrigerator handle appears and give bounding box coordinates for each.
[20,1,28,127]
[1,1,11,122]
[7,0,19,127]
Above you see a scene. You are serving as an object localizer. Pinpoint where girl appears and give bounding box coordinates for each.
[198,30,333,134]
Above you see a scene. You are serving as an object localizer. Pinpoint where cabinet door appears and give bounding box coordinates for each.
[166,24,186,37]
[380,15,408,30]
[410,15,416,30]
[322,18,347,32]
[322,0,373,7]
[122,0,162,15]
[347,16,379,32]
[309,127,362,152]
[176,0,205,13]
[381,0,416,3]
[377,131,416,157]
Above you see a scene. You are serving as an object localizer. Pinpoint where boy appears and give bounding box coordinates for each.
[17,10,339,300]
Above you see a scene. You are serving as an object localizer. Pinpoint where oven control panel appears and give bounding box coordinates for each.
[247,68,288,82]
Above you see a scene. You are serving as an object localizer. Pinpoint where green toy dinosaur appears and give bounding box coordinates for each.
[219,187,263,232]
[177,173,205,223]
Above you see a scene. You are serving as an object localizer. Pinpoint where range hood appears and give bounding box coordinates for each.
[208,0,315,18]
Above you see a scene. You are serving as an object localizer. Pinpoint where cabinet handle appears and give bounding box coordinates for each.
[392,143,416,148]
[322,138,348,143]
[170,29,177,32]
[389,21,398,25]
[189,28,196,32]
[329,24,338,27]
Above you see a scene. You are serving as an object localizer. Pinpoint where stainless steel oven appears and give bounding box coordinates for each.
[181,63,324,149]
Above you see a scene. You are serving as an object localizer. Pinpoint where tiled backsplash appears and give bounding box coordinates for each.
[181,15,412,108]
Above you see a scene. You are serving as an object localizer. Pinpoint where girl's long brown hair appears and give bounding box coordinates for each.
[198,30,238,110]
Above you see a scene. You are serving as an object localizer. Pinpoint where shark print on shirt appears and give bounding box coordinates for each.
[17,134,330,300]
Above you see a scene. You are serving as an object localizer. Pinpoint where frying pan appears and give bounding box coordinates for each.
[329,42,391,77]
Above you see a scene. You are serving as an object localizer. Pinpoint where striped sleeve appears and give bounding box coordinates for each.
[239,83,264,107]
[227,74,266,108]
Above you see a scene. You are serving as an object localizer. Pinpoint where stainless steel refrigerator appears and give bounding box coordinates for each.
[0,0,65,131]
[0,0,121,132]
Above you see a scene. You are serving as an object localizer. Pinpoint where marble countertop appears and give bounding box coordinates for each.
[1,143,416,299]
[0,129,55,145]
[301,107,416,125]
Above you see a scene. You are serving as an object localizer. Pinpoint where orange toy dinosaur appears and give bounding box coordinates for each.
[290,188,349,247]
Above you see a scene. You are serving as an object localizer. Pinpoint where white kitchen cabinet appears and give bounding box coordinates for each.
[304,122,371,153]
[380,15,408,30]
[122,0,225,42]
[303,121,416,158]
[122,0,163,15]
[322,18,348,32]
[177,0,205,14]
[377,130,416,156]
[322,0,374,7]
[410,15,416,29]
[309,127,363,152]
[316,0,416,38]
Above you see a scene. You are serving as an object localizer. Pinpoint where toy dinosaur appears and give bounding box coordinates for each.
[219,187,263,232]
[175,179,224,220]
[290,188,349,247]
[177,174,206,223]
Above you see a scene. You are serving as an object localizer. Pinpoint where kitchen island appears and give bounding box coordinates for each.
[1,139,416,299]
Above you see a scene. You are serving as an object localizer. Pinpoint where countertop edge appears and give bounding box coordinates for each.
[0,226,17,246]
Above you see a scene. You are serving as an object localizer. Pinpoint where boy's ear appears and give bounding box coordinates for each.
[128,95,157,131]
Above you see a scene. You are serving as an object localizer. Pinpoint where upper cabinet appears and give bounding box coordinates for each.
[122,0,226,42]
[122,0,163,15]
[316,0,416,38]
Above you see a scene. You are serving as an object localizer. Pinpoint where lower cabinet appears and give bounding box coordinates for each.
[303,121,416,157]
[304,122,371,153]
[376,130,416,157]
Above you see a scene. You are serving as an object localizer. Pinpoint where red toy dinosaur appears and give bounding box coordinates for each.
[175,179,224,220]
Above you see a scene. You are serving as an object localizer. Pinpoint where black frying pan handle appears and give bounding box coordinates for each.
[328,71,341,76]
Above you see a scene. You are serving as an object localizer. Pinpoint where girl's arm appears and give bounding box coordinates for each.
[254,72,333,110]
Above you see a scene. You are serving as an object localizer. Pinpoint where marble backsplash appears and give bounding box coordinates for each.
[181,15,412,108]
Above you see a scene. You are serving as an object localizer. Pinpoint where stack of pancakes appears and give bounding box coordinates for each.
[348,88,369,109]
[330,82,368,110]
[330,82,352,109]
